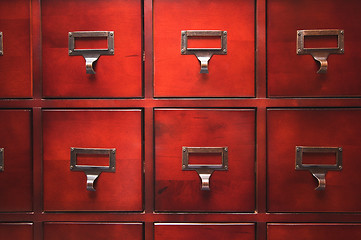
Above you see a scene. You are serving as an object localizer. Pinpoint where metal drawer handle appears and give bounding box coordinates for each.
[297,29,344,74]
[0,32,3,56]
[0,148,4,171]
[182,147,228,191]
[70,147,116,191]
[295,146,342,190]
[68,31,114,74]
[181,30,227,73]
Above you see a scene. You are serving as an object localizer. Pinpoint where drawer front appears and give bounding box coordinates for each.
[155,109,255,212]
[267,109,361,212]
[44,222,143,240]
[0,0,31,98]
[0,110,32,212]
[0,223,33,240]
[155,223,255,240]
[268,223,361,239]
[154,0,255,97]
[43,109,142,211]
[268,0,361,97]
[42,0,142,98]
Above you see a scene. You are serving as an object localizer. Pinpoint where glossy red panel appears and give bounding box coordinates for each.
[155,223,255,240]
[155,109,255,212]
[0,223,33,240]
[42,0,142,98]
[268,224,361,240]
[0,0,31,98]
[43,110,142,211]
[154,0,255,97]
[0,110,32,212]
[44,222,143,240]
[268,0,361,97]
[267,109,361,212]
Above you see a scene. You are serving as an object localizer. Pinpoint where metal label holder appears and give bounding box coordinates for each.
[295,146,342,190]
[297,29,344,74]
[0,148,4,172]
[70,147,116,191]
[182,147,228,191]
[68,31,114,74]
[0,32,3,56]
[181,30,227,73]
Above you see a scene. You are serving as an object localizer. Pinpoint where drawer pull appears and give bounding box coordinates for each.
[68,31,114,74]
[295,146,342,190]
[0,32,3,56]
[182,147,228,191]
[70,147,116,191]
[297,29,344,74]
[0,148,3,171]
[181,30,227,73]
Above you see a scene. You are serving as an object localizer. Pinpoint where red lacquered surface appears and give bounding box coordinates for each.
[0,0,32,98]
[155,109,255,212]
[44,222,142,240]
[0,110,32,212]
[155,223,255,240]
[267,223,361,240]
[43,110,142,211]
[42,0,142,98]
[268,0,361,97]
[0,223,33,240]
[267,109,361,212]
[154,0,255,97]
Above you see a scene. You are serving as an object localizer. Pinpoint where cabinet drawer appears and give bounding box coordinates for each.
[268,223,361,239]
[268,0,361,97]
[154,0,255,97]
[42,0,142,98]
[43,109,142,211]
[0,223,33,240]
[267,109,361,212]
[155,223,255,240]
[0,0,31,98]
[0,110,32,212]
[44,222,142,240]
[155,108,255,212]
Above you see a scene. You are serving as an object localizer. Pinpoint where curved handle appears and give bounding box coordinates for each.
[182,147,228,191]
[295,146,342,190]
[181,30,227,74]
[70,147,116,191]
[297,29,344,74]
[68,31,114,74]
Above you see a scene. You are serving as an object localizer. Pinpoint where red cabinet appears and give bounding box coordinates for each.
[43,109,143,211]
[268,0,361,97]
[0,0,31,98]
[0,110,32,212]
[155,109,255,212]
[154,0,255,97]
[44,222,143,240]
[267,109,361,212]
[42,0,142,98]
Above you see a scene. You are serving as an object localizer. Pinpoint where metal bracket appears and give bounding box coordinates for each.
[68,31,114,74]
[181,30,227,73]
[297,29,344,74]
[70,147,116,191]
[0,148,4,172]
[0,32,3,56]
[182,147,228,191]
[295,146,342,191]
